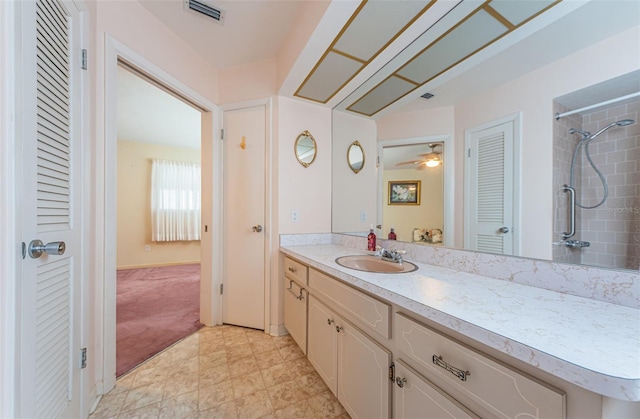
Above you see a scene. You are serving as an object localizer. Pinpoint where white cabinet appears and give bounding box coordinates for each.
[395,312,566,418]
[283,278,308,354]
[283,257,308,353]
[308,295,391,419]
[393,360,479,419]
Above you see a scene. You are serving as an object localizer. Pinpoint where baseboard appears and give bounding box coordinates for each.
[116,260,201,270]
[269,324,288,337]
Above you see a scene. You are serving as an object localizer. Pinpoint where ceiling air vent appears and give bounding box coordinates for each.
[420,92,434,100]
[184,0,225,25]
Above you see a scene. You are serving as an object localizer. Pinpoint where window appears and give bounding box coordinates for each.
[151,159,201,241]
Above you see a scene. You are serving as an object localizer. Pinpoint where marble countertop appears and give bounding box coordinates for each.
[280,243,640,402]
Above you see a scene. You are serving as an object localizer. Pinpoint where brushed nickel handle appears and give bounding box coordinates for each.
[327,319,335,325]
[28,240,66,259]
[288,266,297,273]
[252,225,263,233]
[498,226,509,234]
[432,355,470,382]
[336,325,344,333]
[396,377,407,388]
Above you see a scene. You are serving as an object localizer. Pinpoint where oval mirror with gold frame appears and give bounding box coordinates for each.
[347,140,365,174]
[295,130,317,168]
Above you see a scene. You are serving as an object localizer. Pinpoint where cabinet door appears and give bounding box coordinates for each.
[338,321,391,419]
[283,279,307,354]
[308,295,338,394]
[394,361,479,419]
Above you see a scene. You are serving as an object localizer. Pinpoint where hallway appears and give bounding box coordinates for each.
[91,325,349,418]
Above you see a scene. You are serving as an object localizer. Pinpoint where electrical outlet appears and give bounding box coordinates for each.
[144,245,151,252]
[360,211,367,223]
[291,210,299,223]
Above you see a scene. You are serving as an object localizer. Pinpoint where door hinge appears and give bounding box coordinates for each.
[389,362,395,382]
[221,129,224,140]
[468,148,471,158]
[376,156,380,167]
[80,348,87,369]
[81,49,88,70]
[220,284,223,294]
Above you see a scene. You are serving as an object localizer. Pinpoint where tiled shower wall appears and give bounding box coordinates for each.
[553,98,640,270]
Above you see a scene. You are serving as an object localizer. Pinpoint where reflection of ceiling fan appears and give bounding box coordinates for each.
[396,143,442,168]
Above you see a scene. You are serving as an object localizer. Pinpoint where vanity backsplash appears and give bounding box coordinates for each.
[280,233,639,309]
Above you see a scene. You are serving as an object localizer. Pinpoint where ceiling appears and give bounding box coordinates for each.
[117,65,202,149]
[119,0,639,148]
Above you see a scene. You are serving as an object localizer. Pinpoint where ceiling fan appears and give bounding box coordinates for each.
[395,143,442,169]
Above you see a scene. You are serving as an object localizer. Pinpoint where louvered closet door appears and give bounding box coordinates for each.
[465,122,514,255]
[19,0,83,417]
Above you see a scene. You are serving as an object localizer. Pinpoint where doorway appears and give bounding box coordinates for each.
[115,65,203,376]
[102,37,222,392]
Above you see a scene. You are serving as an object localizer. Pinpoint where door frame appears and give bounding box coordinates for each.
[463,113,521,256]
[0,1,17,416]
[377,135,455,247]
[221,99,273,334]
[100,35,222,393]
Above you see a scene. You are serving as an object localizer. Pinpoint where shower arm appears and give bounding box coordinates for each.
[561,185,576,239]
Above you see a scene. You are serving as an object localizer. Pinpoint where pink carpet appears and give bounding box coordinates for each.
[116,263,203,377]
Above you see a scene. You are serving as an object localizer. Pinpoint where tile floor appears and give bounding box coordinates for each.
[90,325,350,418]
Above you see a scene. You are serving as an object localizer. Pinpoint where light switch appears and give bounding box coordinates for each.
[291,210,299,223]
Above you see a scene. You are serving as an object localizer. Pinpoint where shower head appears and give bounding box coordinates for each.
[590,119,635,140]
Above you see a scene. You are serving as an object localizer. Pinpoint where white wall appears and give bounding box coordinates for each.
[277,96,332,234]
[332,110,377,234]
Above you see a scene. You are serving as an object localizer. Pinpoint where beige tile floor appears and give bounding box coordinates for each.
[90,325,350,419]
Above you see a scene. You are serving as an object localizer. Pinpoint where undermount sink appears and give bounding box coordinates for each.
[335,255,418,274]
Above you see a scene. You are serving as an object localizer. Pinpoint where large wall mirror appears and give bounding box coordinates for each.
[331,1,639,272]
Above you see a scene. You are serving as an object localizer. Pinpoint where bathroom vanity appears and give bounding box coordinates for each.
[280,235,639,419]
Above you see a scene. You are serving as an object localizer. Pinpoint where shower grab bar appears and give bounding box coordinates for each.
[561,185,576,239]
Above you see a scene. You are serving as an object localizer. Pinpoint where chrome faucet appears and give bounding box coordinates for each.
[380,248,406,264]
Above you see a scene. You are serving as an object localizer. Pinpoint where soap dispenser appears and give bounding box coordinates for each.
[388,227,397,240]
[367,225,376,251]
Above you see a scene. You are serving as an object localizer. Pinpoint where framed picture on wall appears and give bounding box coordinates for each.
[388,180,421,205]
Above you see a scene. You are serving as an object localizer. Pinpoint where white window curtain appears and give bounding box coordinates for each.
[151,159,201,241]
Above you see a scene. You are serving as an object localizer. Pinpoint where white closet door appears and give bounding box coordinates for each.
[18,0,84,417]
[465,121,514,255]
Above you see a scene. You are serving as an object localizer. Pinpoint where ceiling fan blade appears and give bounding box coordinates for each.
[395,160,423,166]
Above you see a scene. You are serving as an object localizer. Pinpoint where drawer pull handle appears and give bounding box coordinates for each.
[288,266,297,273]
[433,355,470,382]
[286,280,305,301]
[395,377,407,388]
[336,325,344,333]
[327,319,335,325]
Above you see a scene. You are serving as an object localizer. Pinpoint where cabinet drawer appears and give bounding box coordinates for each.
[395,312,566,419]
[284,257,308,286]
[310,269,390,339]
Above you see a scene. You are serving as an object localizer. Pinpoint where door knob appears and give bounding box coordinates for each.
[28,239,65,259]
[498,226,509,234]
[252,225,263,233]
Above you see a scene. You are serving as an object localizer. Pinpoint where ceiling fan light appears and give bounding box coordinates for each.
[425,159,441,168]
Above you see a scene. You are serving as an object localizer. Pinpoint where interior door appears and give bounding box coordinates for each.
[222,106,266,329]
[18,0,83,417]
[465,121,515,255]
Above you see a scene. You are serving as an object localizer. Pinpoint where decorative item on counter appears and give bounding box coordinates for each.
[388,227,397,240]
[367,225,376,251]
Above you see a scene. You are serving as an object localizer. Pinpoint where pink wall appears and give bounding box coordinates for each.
[96,1,219,103]
[277,96,332,234]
